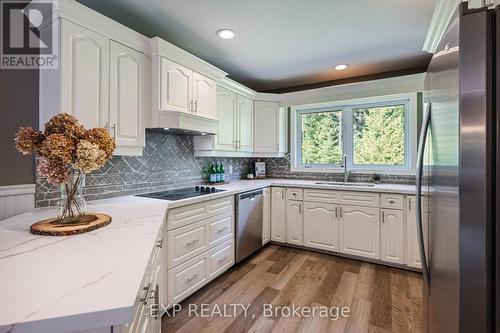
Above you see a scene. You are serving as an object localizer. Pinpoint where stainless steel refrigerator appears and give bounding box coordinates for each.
[418,2,498,332]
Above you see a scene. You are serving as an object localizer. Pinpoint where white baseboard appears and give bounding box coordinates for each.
[0,184,36,221]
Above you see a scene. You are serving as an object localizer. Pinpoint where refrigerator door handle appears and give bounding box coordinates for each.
[416,103,431,293]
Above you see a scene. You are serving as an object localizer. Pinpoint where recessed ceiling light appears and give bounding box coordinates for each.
[217,29,236,39]
[334,64,349,70]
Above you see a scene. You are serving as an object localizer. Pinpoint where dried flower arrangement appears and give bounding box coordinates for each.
[15,114,115,224]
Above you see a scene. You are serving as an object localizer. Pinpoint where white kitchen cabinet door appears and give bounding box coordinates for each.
[270,187,286,243]
[339,205,380,260]
[406,196,428,269]
[192,72,217,119]
[109,41,145,154]
[303,202,339,252]
[214,86,237,151]
[160,57,192,113]
[237,95,254,152]
[254,101,279,153]
[381,209,404,264]
[286,200,303,246]
[60,20,109,129]
[262,188,271,245]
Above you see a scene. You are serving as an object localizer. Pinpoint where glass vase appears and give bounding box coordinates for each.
[58,171,86,223]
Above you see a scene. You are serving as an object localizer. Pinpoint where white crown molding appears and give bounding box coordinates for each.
[55,0,151,54]
[423,0,461,53]
[277,73,425,107]
[217,77,257,99]
[0,184,36,197]
[150,37,227,80]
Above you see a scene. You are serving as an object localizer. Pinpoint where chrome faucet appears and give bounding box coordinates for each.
[342,154,351,183]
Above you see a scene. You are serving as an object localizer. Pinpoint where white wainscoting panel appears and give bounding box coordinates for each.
[0,184,36,221]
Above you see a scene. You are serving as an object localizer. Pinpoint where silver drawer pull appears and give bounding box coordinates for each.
[186,239,199,246]
[187,273,199,283]
[218,256,228,263]
[389,200,395,204]
[156,239,163,248]
[139,282,151,305]
[217,227,227,233]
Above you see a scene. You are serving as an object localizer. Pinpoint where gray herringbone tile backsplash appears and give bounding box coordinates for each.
[35,130,415,207]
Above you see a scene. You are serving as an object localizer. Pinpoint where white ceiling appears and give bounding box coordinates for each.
[77,0,436,92]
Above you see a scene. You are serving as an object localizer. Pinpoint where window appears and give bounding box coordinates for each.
[293,95,415,173]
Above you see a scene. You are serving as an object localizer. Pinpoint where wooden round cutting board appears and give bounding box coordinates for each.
[30,213,112,236]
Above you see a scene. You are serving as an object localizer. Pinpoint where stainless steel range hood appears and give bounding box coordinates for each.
[148,111,219,135]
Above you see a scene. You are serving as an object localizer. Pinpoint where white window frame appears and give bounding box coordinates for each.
[290,93,418,174]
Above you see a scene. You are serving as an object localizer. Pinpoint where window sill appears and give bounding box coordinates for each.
[290,167,416,176]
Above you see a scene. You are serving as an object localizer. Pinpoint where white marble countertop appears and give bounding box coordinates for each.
[0,178,414,333]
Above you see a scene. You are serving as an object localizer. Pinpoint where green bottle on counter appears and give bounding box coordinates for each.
[215,161,221,183]
[220,162,225,182]
[209,162,216,183]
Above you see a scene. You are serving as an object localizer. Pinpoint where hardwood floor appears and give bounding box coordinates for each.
[162,245,424,333]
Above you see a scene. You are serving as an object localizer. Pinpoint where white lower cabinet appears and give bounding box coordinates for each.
[380,209,405,264]
[164,197,235,307]
[406,195,428,269]
[262,188,271,245]
[339,205,381,260]
[270,187,286,243]
[303,202,339,252]
[286,200,303,245]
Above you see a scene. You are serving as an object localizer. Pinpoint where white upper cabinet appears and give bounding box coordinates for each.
[159,58,193,113]
[42,18,148,156]
[380,208,404,264]
[236,95,254,152]
[254,101,287,155]
[60,20,109,129]
[109,41,146,154]
[339,205,380,260]
[214,86,237,151]
[192,72,217,119]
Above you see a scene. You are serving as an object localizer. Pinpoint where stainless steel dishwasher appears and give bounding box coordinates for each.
[235,189,263,263]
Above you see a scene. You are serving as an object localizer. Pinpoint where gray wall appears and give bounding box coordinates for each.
[0,69,38,186]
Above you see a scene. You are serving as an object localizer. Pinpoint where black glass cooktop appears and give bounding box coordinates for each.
[136,186,225,201]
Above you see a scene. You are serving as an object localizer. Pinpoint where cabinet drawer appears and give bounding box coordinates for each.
[339,191,380,207]
[287,188,303,200]
[208,239,234,279]
[168,256,208,304]
[168,221,207,267]
[207,196,234,216]
[380,193,404,210]
[207,211,233,247]
[304,189,340,204]
[166,202,207,230]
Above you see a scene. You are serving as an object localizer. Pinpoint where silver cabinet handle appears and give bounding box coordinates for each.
[281,189,284,199]
[408,197,412,211]
[381,211,385,223]
[339,206,342,217]
[187,273,199,283]
[194,100,198,113]
[217,227,227,233]
[139,282,151,305]
[298,203,302,214]
[389,200,395,204]
[416,103,431,293]
[188,99,193,112]
[335,206,338,218]
[218,256,228,263]
[111,124,117,141]
[156,239,163,248]
[186,239,199,246]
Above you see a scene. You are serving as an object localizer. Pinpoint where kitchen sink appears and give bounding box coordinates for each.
[315,182,376,187]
